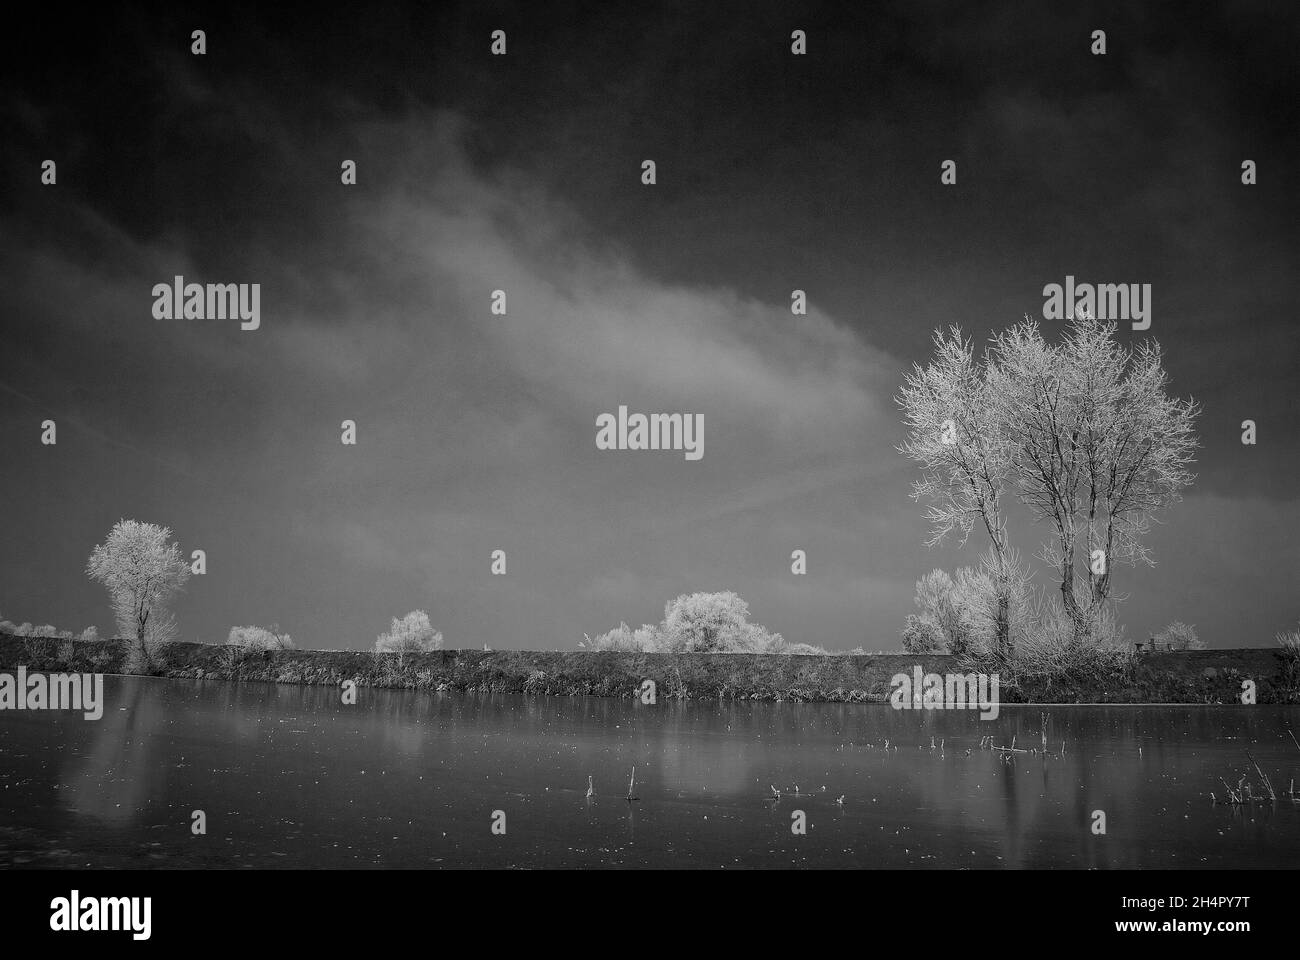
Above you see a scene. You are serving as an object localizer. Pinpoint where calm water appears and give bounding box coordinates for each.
[1,676,1298,868]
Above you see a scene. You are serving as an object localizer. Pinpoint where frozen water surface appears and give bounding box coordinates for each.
[1,676,1297,868]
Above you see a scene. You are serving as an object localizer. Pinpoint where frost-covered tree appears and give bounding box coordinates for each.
[86,520,191,671]
[658,591,749,653]
[656,591,786,653]
[375,610,443,653]
[898,327,1018,656]
[584,592,792,654]
[990,315,1199,643]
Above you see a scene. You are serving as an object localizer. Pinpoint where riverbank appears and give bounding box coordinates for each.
[1,633,1296,703]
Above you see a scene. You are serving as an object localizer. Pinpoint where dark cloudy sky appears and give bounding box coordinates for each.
[1,1,1296,651]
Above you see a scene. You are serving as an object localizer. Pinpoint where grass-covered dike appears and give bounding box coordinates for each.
[2,632,1297,704]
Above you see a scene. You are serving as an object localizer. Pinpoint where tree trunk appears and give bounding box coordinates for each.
[1060,559,1087,648]
[996,590,1011,658]
[135,604,151,672]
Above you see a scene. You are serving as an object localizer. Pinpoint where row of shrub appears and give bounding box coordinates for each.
[222,610,449,655]
[0,606,448,663]
[0,614,99,642]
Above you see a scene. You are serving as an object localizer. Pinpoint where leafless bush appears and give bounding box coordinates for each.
[1277,622,1300,654]
[957,590,1132,690]
[581,621,655,652]
[1155,620,1203,650]
[1277,622,1300,701]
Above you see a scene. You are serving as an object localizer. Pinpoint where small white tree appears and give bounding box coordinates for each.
[227,624,294,652]
[375,610,443,654]
[656,591,785,653]
[585,593,791,654]
[87,520,191,672]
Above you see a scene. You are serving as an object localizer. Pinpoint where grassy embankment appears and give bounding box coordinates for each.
[1,632,1297,704]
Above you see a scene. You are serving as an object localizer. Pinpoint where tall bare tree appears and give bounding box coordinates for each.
[989,315,1199,642]
[898,327,1018,656]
